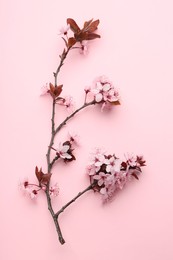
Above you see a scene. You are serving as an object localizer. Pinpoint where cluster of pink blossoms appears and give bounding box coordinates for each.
[85,76,120,111]
[19,179,59,199]
[87,148,146,202]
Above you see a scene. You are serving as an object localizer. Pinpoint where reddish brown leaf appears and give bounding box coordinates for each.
[49,83,55,93]
[83,19,100,33]
[74,31,85,42]
[41,173,52,184]
[110,100,121,106]
[54,85,63,97]
[68,37,77,47]
[85,32,101,40]
[35,166,43,182]
[67,18,80,33]
[83,19,93,29]
[131,172,139,180]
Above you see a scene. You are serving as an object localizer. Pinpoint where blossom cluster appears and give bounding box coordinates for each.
[85,76,120,111]
[19,178,59,199]
[87,148,146,202]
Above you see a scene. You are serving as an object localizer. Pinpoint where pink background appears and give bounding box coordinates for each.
[1,0,173,259]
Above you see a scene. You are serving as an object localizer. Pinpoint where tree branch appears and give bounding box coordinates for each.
[55,182,95,218]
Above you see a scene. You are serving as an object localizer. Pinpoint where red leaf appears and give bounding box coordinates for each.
[67,18,80,33]
[35,166,43,182]
[84,32,101,40]
[49,83,55,93]
[54,85,63,97]
[83,19,100,33]
[41,173,52,184]
[131,172,139,180]
[68,37,77,47]
[110,100,121,106]
[83,19,93,29]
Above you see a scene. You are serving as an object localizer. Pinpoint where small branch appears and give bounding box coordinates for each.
[55,182,95,218]
[54,47,71,86]
[49,155,60,169]
[55,100,96,135]
[46,100,56,172]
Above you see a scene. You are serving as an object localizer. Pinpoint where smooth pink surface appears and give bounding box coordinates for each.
[1,0,173,259]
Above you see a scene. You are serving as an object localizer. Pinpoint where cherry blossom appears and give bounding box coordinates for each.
[19,180,38,199]
[63,95,75,113]
[40,83,50,96]
[92,76,120,104]
[49,183,59,197]
[56,143,72,160]
[59,24,70,35]
[86,149,145,202]
[68,131,80,146]
[105,156,122,174]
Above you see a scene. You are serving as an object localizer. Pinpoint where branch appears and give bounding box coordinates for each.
[46,100,56,172]
[45,190,65,244]
[54,47,71,86]
[55,100,96,135]
[55,182,96,218]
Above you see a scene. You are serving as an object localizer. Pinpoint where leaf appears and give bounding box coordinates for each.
[49,83,55,93]
[68,37,77,47]
[35,166,43,182]
[110,100,121,106]
[85,32,101,40]
[131,172,139,180]
[83,19,93,29]
[41,173,52,184]
[67,18,80,33]
[83,19,100,33]
[54,85,63,97]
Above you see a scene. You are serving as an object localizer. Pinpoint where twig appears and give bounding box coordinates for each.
[55,182,95,218]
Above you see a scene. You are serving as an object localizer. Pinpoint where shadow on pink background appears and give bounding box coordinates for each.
[1,0,173,259]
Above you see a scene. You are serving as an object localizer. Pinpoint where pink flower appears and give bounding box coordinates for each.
[56,142,72,160]
[93,172,107,186]
[19,179,38,199]
[68,131,80,146]
[125,154,137,167]
[40,83,50,96]
[63,95,75,113]
[49,183,59,197]
[59,24,70,35]
[115,171,128,190]
[28,188,38,199]
[84,86,91,94]
[79,40,88,55]
[105,157,122,174]
[19,179,29,191]
[100,182,116,202]
[86,164,97,176]
[87,148,145,203]
[91,76,120,109]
